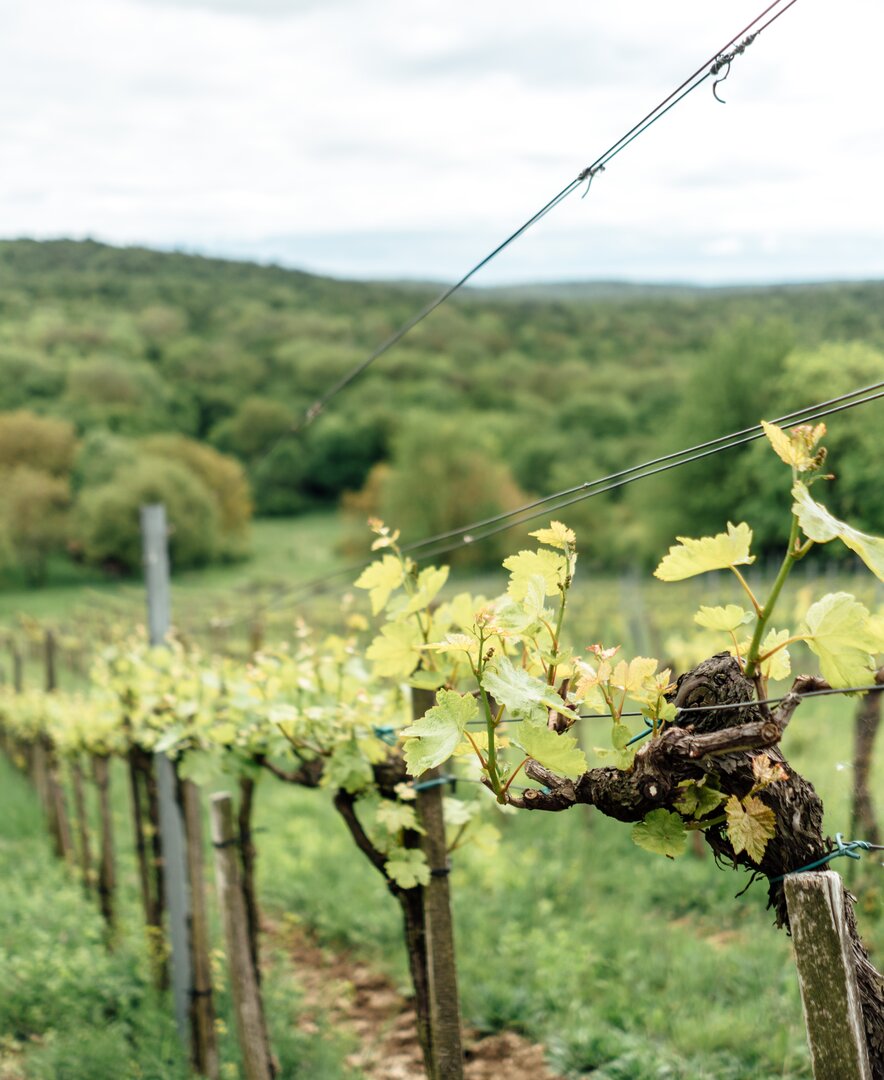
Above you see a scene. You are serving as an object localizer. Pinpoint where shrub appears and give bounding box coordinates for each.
[0,466,71,584]
[0,409,77,476]
[139,434,252,558]
[342,415,529,567]
[71,428,138,491]
[77,457,220,572]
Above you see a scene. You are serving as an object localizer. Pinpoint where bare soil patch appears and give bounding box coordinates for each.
[273,921,563,1080]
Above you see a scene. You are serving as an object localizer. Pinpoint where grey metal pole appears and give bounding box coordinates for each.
[141,504,193,1046]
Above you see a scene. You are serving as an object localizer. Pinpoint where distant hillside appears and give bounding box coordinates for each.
[0,237,881,570]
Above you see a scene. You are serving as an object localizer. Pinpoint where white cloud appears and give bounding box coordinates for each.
[0,0,882,283]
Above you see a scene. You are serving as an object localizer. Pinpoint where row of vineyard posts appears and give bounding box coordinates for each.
[0,504,467,1080]
[1,422,884,1079]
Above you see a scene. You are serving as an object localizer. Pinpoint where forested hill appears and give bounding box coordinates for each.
[1,237,882,572]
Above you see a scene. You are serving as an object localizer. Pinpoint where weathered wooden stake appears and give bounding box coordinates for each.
[238,775,262,985]
[784,871,872,1079]
[413,688,464,1080]
[181,778,220,1079]
[142,503,193,1038]
[129,750,157,931]
[210,792,275,1080]
[9,640,23,693]
[851,679,882,847]
[47,751,75,864]
[92,754,116,933]
[70,756,93,892]
[44,629,57,693]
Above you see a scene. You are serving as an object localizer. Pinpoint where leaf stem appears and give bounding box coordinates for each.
[501,757,529,797]
[744,514,800,679]
[730,567,762,616]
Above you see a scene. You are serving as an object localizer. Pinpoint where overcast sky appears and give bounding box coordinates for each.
[1,0,881,285]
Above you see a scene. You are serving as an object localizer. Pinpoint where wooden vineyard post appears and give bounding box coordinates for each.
[44,629,57,693]
[181,778,220,1080]
[238,775,262,983]
[9,639,23,693]
[413,688,464,1080]
[43,632,75,866]
[784,871,872,1079]
[46,745,75,864]
[128,747,168,986]
[92,754,116,932]
[142,503,194,1044]
[210,793,275,1080]
[70,755,94,893]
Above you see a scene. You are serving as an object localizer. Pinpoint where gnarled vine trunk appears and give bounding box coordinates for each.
[510,653,884,1077]
[852,676,882,846]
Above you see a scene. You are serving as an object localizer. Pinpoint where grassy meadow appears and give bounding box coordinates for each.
[0,511,882,1078]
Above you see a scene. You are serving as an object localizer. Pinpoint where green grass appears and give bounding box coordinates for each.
[0,753,364,1080]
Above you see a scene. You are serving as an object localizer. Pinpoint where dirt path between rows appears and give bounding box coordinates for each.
[272,922,564,1080]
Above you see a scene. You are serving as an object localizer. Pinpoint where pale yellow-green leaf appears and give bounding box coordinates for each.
[529,521,576,550]
[442,796,477,827]
[802,592,880,688]
[610,656,659,694]
[757,627,792,682]
[502,549,568,601]
[725,794,776,864]
[403,566,450,615]
[654,522,755,582]
[376,800,422,834]
[762,420,825,471]
[481,656,577,724]
[792,484,884,582]
[514,723,587,779]
[366,621,422,678]
[486,584,547,635]
[407,668,448,691]
[400,689,478,775]
[472,821,502,854]
[446,592,484,630]
[385,848,430,889]
[354,555,405,614]
[209,722,238,745]
[694,604,755,633]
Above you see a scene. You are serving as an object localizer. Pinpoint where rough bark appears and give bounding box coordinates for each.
[128,746,168,988]
[508,653,884,1077]
[92,754,116,934]
[70,756,93,891]
[333,786,436,1080]
[852,673,883,846]
[238,775,262,985]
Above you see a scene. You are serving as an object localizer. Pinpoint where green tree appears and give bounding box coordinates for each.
[71,429,138,492]
[0,410,77,477]
[0,466,71,584]
[210,397,294,461]
[733,341,884,552]
[140,434,252,558]
[63,359,197,435]
[77,457,220,573]
[343,415,528,567]
[649,319,794,559]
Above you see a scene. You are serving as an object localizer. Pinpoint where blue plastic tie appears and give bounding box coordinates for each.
[770,834,884,884]
[373,724,398,746]
[626,716,655,747]
[412,775,456,793]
